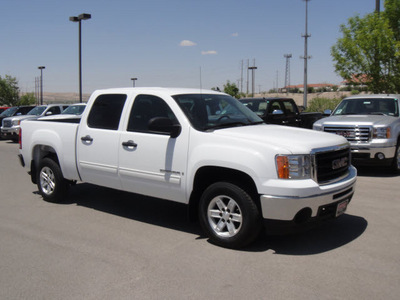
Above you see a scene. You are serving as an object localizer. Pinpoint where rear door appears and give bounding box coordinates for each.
[281,100,301,127]
[76,93,127,190]
[266,100,287,125]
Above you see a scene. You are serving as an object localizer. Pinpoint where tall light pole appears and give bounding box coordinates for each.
[69,13,91,103]
[131,77,137,87]
[301,0,311,108]
[38,66,45,105]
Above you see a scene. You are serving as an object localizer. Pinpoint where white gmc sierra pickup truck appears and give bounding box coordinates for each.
[18,88,357,248]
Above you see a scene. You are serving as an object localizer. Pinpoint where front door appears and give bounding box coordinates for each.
[118,94,188,203]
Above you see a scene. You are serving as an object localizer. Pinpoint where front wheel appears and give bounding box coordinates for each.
[37,158,68,203]
[198,182,262,249]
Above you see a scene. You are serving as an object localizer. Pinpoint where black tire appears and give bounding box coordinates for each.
[198,182,262,249]
[392,142,400,173]
[37,158,68,203]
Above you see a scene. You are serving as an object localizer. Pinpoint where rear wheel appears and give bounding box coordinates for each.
[37,158,68,202]
[199,182,262,249]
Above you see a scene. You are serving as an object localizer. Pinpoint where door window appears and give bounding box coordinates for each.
[282,101,296,114]
[87,94,127,130]
[127,95,178,133]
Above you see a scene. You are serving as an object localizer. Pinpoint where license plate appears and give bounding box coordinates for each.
[336,199,349,217]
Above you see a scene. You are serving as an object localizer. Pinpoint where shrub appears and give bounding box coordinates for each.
[305,97,342,112]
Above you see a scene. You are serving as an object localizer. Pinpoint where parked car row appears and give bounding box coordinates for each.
[0,103,86,142]
[2,94,399,172]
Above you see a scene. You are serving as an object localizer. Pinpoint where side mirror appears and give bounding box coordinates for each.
[148,117,181,138]
[45,111,53,116]
[323,109,332,116]
[272,109,284,115]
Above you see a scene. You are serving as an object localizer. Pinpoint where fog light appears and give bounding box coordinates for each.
[375,153,385,160]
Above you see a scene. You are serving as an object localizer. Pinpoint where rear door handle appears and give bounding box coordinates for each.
[81,135,93,142]
[122,140,137,148]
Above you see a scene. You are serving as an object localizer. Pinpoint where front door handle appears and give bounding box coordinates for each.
[122,140,137,148]
[81,135,93,142]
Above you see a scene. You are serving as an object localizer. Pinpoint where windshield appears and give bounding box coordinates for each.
[27,106,46,116]
[0,107,18,117]
[172,93,263,131]
[333,98,399,116]
[62,105,86,115]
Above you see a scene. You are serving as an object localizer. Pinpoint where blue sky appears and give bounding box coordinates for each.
[1,0,381,94]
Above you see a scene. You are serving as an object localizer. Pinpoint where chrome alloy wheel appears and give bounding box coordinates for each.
[207,195,243,237]
[40,166,56,195]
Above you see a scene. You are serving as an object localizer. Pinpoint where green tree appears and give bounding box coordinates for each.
[331,1,400,93]
[223,81,239,98]
[384,0,400,40]
[0,75,20,105]
[19,92,36,105]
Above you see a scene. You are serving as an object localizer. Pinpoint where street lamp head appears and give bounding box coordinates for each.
[38,66,45,70]
[78,13,91,20]
[69,16,79,22]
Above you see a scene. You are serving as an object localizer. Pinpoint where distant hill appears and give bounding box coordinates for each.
[44,92,91,104]
[34,92,91,104]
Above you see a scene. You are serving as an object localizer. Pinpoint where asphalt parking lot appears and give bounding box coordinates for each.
[0,140,399,299]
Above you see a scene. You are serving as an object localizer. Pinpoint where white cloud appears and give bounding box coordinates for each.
[179,40,197,47]
[231,32,239,37]
[201,50,217,55]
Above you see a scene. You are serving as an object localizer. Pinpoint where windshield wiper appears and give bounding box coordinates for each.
[205,121,263,130]
[205,122,247,130]
[367,112,386,115]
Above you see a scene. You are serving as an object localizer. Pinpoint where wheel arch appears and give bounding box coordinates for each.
[188,166,260,221]
[30,144,59,184]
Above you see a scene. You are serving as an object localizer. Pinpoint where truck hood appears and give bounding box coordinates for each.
[213,124,348,154]
[8,115,40,122]
[315,115,397,126]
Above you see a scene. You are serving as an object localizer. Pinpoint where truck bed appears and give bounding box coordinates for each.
[20,119,81,181]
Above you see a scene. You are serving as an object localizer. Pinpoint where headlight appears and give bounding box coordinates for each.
[373,126,391,139]
[276,155,312,179]
[12,120,21,126]
[313,123,323,131]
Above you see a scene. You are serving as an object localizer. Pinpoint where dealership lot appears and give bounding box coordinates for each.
[0,140,399,299]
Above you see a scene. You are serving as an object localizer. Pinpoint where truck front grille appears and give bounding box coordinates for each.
[313,146,351,184]
[323,125,370,142]
[2,120,12,128]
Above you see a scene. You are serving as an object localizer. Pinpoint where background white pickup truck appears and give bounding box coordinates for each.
[313,94,400,172]
[19,88,357,248]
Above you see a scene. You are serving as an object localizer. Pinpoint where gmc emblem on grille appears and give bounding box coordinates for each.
[336,131,351,138]
[332,157,348,170]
